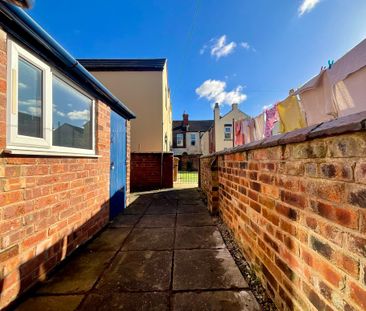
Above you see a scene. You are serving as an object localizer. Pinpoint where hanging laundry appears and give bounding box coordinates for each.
[254,113,265,141]
[277,95,307,133]
[248,118,256,142]
[234,120,244,146]
[295,70,336,126]
[264,105,279,138]
[272,120,282,135]
[242,119,252,144]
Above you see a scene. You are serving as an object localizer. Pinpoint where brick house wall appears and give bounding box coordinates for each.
[0,29,115,308]
[131,153,173,192]
[200,115,366,311]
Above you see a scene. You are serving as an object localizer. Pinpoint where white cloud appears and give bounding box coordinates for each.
[200,36,254,58]
[299,0,320,16]
[56,111,65,117]
[196,79,247,106]
[211,35,237,59]
[19,82,28,89]
[240,42,250,50]
[67,109,90,121]
[27,106,42,117]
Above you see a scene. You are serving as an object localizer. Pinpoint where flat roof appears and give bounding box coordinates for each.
[79,59,167,72]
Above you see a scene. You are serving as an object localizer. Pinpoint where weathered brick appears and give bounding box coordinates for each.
[349,281,366,310]
[310,236,333,260]
[310,200,359,229]
[347,184,366,209]
[355,161,366,184]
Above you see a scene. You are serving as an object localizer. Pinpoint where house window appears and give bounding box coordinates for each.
[7,40,95,156]
[52,76,93,150]
[176,133,184,147]
[190,133,196,146]
[224,125,232,140]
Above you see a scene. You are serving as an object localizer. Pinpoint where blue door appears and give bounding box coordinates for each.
[110,110,126,219]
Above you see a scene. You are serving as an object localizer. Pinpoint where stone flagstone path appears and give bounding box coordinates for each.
[15,188,260,311]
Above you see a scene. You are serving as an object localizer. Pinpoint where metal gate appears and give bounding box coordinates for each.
[176,170,199,184]
[109,110,126,219]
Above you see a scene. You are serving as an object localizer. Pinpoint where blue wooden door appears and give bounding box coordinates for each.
[110,110,126,219]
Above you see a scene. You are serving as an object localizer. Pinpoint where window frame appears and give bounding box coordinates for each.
[224,125,232,140]
[176,133,184,147]
[6,40,96,157]
[190,133,196,146]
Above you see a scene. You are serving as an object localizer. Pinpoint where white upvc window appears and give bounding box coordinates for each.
[190,133,196,146]
[224,125,232,140]
[176,133,184,147]
[6,40,96,156]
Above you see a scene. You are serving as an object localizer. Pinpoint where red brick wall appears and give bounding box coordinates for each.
[131,153,173,192]
[0,29,112,308]
[200,129,366,311]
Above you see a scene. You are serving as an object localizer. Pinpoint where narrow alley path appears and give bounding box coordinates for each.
[15,188,260,311]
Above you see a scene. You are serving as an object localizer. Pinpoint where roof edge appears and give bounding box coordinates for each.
[0,2,136,119]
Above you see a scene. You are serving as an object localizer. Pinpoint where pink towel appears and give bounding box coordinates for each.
[264,105,279,138]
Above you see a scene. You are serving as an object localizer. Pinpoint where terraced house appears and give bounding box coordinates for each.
[0,2,135,308]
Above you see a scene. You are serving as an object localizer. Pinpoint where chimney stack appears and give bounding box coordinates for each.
[232,103,238,111]
[183,113,189,126]
[214,103,220,120]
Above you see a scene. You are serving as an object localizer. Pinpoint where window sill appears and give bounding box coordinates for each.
[4,147,100,158]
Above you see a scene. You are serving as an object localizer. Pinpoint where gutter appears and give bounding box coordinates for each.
[0,1,136,120]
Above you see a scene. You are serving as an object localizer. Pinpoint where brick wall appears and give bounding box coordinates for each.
[0,29,112,308]
[131,153,173,192]
[200,115,366,311]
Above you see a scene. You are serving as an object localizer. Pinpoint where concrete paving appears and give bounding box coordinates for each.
[15,188,260,311]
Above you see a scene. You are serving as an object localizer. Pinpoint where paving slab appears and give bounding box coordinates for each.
[179,199,205,205]
[37,250,114,294]
[173,249,248,290]
[122,228,174,250]
[85,228,131,252]
[177,204,209,214]
[175,226,225,249]
[96,251,172,292]
[137,214,176,228]
[145,205,177,215]
[177,213,214,227]
[109,214,140,227]
[80,292,169,311]
[123,204,148,215]
[15,295,83,311]
[172,291,260,311]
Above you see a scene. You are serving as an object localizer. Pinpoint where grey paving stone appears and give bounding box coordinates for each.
[122,228,174,250]
[80,292,169,311]
[96,251,172,292]
[145,205,177,215]
[137,214,176,228]
[109,214,140,227]
[86,228,131,251]
[177,204,209,214]
[15,295,83,311]
[179,199,205,206]
[175,226,225,249]
[172,291,260,311]
[37,250,114,294]
[123,204,148,215]
[177,213,214,227]
[173,249,248,290]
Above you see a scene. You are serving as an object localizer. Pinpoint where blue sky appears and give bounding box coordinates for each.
[27,0,366,120]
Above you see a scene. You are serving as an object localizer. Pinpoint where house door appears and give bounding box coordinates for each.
[110,110,126,219]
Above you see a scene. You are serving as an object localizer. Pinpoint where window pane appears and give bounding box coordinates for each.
[18,58,43,138]
[52,76,93,150]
